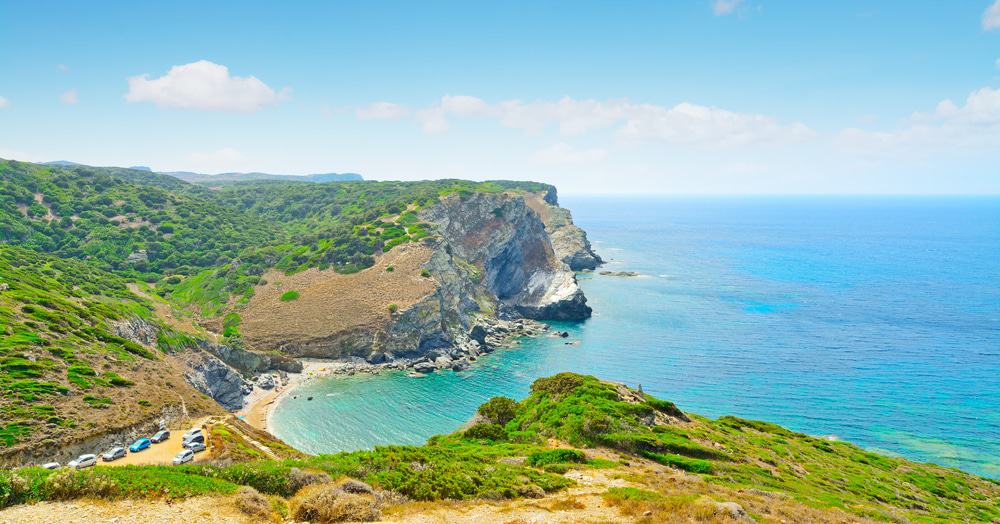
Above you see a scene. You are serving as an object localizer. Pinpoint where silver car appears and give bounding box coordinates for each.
[102,447,126,462]
[68,454,96,469]
[185,441,207,453]
[40,462,60,470]
[172,449,194,465]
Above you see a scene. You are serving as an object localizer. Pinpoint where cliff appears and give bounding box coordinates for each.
[238,190,598,371]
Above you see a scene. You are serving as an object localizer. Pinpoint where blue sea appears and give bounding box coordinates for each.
[270,196,1000,478]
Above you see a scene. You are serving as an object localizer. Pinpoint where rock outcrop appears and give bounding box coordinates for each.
[523,189,602,271]
[182,350,250,411]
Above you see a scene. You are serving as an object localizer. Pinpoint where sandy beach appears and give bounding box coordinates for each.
[237,359,347,433]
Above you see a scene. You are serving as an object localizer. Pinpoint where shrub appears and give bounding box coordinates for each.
[530,372,585,396]
[288,467,332,493]
[279,290,300,302]
[420,268,431,278]
[478,396,518,426]
[234,486,272,520]
[387,303,398,314]
[385,265,394,273]
[527,449,587,467]
[291,484,380,522]
[463,423,507,441]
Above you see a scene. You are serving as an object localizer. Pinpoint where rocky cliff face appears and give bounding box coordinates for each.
[420,192,592,321]
[239,188,599,372]
[113,318,296,412]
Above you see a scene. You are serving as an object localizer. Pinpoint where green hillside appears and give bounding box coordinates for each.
[1,374,996,523]
[0,159,550,318]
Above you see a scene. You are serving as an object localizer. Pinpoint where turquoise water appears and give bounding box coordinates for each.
[270,196,1000,478]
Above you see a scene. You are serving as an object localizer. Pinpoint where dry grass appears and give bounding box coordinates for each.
[241,243,436,352]
[291,482,381,523]
[233,486,273,521]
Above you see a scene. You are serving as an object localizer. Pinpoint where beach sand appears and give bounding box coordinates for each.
[237,359,344,433]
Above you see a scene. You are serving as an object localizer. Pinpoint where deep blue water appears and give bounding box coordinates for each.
[270,196,1000,478]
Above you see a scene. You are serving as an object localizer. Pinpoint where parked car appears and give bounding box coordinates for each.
[183,434,205,446]
[182,428,202,441]
[102,447,126,462]
[129,438,151,452]
[68,454,96,469]
[172,449,194,465]
[40,462,60,470]
[150,430,170,443]
[185,441,207,453]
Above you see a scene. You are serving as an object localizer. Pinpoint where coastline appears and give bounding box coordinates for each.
[238,359,345,434]
[240,318,553,435]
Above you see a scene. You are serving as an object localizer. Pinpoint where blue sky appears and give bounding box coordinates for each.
[1,0,998,194]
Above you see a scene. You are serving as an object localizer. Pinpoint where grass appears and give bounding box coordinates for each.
[1,373,998,524]
[278,290,300,302]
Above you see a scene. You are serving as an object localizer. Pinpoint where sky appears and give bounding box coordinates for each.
[1,0,999,195]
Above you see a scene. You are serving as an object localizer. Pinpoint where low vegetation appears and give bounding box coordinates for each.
[2,373,996,523]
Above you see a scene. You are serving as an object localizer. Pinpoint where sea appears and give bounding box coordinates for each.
[269,196,1000,479]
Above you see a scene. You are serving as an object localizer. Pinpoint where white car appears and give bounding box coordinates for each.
[68,454,97,469]
[182,428,203,441]
[185,441,207,453]
[40,462,60,470]
[172,449,194,465]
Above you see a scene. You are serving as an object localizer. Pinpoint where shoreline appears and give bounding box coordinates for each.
[239,319,554,435]
[238,359,346,434]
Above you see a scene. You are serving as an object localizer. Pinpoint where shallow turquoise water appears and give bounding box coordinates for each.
[270,196,1000,478]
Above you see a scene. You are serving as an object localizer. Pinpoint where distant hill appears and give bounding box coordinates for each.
[43,161,362,184]
[164,171,364,184]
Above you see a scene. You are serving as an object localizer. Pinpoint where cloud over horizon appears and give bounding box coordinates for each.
[366,95,814,147]
[125,60,287,112]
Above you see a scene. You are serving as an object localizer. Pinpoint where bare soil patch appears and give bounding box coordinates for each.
[241,243,437,349]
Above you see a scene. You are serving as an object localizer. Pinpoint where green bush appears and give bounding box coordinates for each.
[478,397,518,426]
[527,449,586,467]
[387,303,398,314]
[463,423,507,441]
[279,290,300,302]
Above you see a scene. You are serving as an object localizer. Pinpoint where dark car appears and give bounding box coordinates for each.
[150,430,170,443]
[183,434,205,446]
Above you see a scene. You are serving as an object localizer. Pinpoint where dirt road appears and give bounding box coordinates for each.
[99,417,213,467]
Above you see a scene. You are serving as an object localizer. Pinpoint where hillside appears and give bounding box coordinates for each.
[0,246,223,465]
[0,158,599,457]
[1,374,996,523]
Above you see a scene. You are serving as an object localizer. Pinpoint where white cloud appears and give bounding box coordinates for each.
[125,60,287,112]
[185,147,245,171]
[416,107,450,134]
[837,86,1000,151]
[355,101,409,120]
[404,95,813,146]
[60,89,78,105]
[0,95,8,109]
[712,0,744,16]
[532,143,608,165]
[984,0,1000,30]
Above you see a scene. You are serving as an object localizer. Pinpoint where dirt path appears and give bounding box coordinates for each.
[384,467,631,523]
[100,417,213,467]
[126,283,210,339]
[0,497,250,524]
